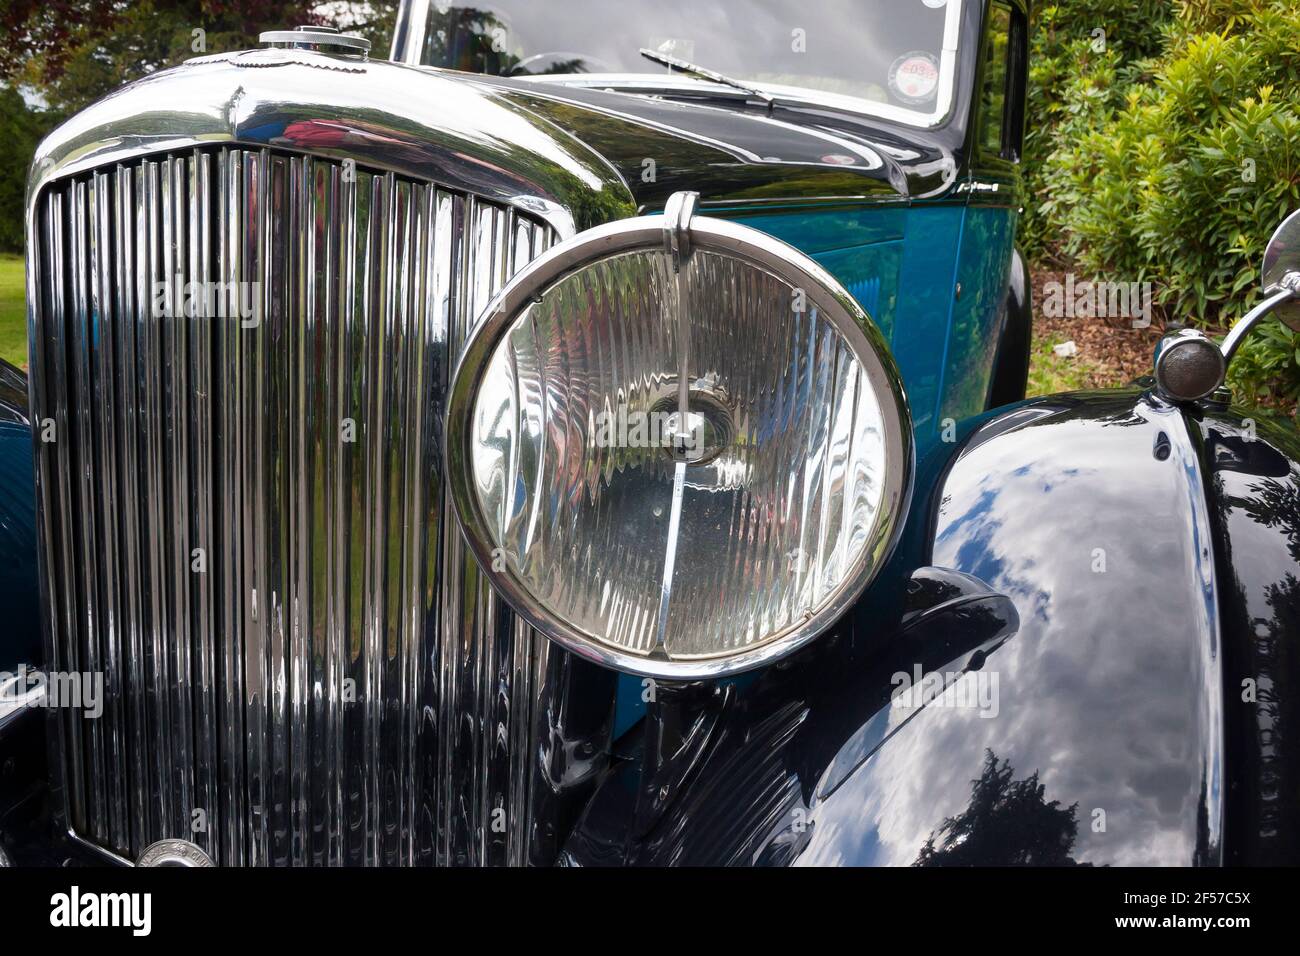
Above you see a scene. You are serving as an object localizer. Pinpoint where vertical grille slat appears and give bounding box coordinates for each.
[436,193,465,865]
[43,187,91,839]
[138,159,172,840]
[424,188,457,864]
[162,155,197,847]
[112,162,150,859]
[188,150,220,862]
[92,169,130,853]
[340,163,367,867]
[32,145,565,865]
[264,152,291,867]
[360,169,388,866]
[288,152,313,867]
[215,147,247,866]
[326,159,352,867]
[241,149,261,859]
[69,178,109,844]
[379,175,411,865]
[301,154,330,866]
[401,181,436,865]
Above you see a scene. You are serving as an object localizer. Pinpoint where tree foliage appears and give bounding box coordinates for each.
[0,1,397,250]
[0,83,54,250]
[916,750,1083,866]
[0,2,400,116]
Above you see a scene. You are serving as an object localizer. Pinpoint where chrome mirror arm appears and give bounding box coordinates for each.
[1156,270,1300,404]
[1220,271,1300,365]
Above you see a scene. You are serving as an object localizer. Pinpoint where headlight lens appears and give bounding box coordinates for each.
[447,211,911,677]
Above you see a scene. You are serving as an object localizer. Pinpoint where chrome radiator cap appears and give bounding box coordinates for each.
[259,25,371,56]
[138,840,215,868]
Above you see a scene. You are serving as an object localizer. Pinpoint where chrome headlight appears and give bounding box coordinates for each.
[446,194,912,678]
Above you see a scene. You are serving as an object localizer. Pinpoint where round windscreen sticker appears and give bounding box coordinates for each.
[888,52,940,105]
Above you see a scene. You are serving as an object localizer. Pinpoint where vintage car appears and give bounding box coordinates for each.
[2,0,1299,868]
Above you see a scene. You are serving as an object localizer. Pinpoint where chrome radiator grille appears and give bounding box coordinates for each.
[28,146,574,865]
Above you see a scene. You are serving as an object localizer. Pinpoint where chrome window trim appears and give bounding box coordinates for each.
[391,0,430,66]
[393,0,965,129]
[445,214,914,680]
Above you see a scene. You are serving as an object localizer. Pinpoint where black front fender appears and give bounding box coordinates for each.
[1194,409,1300,864]
[564,390,1300,866]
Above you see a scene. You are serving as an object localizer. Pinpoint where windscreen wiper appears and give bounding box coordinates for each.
[638,48,776,115]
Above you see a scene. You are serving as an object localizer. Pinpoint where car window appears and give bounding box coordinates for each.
[417,0,965,128]
[979,1,1012,157]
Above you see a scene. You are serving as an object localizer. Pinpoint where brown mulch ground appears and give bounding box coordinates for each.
[1029,269,1300,419]
[1029,268,1175,389]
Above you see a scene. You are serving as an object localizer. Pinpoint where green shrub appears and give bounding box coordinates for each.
[1021,1,1172,258]
[0,85,60,253]
[1028,0,1300,413]
[1228,320,1300,412]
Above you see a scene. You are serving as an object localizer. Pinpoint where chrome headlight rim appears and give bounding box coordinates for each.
[446,212,914,679]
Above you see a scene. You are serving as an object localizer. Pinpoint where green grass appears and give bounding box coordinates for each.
[0,254,26,370]
[1026,333,1100,398]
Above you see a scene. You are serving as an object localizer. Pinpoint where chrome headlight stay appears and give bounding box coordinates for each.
[446,194,913,678]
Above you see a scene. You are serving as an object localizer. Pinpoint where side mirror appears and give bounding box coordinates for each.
[1154,209,1300,403]
[1262,207,1300,330]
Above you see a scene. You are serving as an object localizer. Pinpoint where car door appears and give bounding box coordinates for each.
[939,0,1027,425]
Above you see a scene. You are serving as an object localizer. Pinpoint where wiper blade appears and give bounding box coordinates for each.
[638,48,776,114]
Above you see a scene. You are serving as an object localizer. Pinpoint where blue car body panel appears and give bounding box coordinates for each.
[0,366,38,675]
[727,200,1011,442]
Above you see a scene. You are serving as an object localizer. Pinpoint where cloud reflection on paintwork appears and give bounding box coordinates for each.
[799,401,1220,866]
